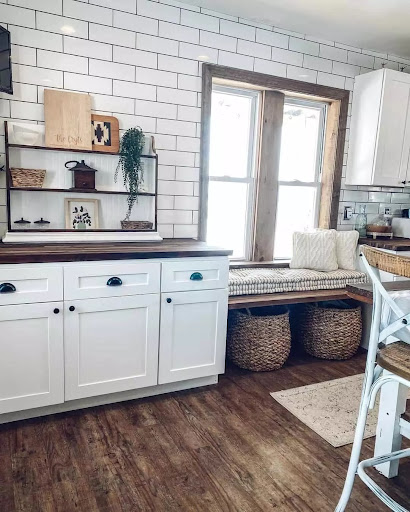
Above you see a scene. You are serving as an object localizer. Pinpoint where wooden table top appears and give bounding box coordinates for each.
[359,237,410,251]
[0,239,233,264]
[347,281,410,304]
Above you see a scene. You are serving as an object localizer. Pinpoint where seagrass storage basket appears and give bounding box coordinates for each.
[297,300,362,360]
[227,306,291,371]
[121,220,153,230]
[10,168,45,188]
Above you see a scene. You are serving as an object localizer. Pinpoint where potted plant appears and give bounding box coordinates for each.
[115,127,152,230]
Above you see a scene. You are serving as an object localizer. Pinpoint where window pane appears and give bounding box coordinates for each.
[207,181,250,259]
[274,186,317,259]
[278,104,323,182]
[209,90,255,178]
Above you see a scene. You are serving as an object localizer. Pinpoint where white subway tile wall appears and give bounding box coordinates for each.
[1,0,410,239]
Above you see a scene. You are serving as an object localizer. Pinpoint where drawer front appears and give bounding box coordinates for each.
[0,266,63,305]
[64,262,161,300]
[161,259,229,292]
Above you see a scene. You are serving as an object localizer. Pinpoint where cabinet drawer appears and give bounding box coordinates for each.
[161,259,229,292]
[64,262,160,300]
[0,266,63,305]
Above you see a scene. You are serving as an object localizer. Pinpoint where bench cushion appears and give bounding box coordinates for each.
[229,268,368,296]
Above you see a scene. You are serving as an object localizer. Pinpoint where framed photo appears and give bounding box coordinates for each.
[65,198,99,230]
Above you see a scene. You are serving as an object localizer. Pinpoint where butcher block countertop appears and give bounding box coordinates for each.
[0,239,233,264]
[359,237,410,251]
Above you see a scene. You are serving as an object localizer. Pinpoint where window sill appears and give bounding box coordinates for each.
[229,260,290,269]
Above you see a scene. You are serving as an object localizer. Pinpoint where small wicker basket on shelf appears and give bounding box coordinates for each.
[10,168,45,188]
[227,306,291,371]
[297,301,362,360]
[121,220,153,230]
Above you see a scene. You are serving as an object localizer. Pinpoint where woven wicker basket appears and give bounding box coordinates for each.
[227,306,291,371]
[297,301,362,360]
[10,168,45,188]
[121,220,153,230]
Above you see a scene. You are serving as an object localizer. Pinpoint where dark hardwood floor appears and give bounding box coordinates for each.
[0,353,409,512]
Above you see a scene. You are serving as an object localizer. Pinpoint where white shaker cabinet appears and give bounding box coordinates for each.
[0,302,64,414]
[346,68,410,187]
[64,294,160,400]
[159,289,228,384]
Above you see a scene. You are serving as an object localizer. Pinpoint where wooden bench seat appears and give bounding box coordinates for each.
[228,288,349,309]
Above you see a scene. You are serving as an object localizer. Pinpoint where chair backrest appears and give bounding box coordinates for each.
[361,245,410,348]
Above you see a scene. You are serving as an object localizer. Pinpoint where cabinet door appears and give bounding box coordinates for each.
[64,294,159,400]
[159,289,228,384]
[374,74,410,186]
[0,302,64,415]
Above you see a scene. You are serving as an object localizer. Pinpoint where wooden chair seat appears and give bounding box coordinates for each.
[377,341,410,381]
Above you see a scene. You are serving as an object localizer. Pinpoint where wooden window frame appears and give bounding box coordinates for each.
[199,63,350,261]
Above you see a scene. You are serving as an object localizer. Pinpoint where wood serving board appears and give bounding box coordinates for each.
[44,89,92,151]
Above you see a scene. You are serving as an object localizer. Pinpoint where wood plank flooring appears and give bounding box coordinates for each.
[0,352,409,512]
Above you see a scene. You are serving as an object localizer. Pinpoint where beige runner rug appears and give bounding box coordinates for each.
[271,374,379,447]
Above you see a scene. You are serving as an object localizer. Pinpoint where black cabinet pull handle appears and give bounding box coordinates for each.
[190,272,203,281]
[54,308,60,314]
[107,276,123,287]
[69,306,75,312]
[0,282,16,294]
[166,298,172,303]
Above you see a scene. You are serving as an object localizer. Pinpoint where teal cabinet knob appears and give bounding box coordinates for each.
[190,272,203,281]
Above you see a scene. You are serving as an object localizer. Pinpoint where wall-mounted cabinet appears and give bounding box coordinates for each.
[346,69,410,187]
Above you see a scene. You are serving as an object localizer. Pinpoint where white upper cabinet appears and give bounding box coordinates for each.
[346,69,410,187]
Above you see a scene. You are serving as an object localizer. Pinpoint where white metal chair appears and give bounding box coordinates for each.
[335,245,410,512]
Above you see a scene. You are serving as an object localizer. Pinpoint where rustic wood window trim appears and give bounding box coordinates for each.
[199,64,350,260]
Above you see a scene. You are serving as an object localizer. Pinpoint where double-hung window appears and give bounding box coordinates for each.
[206,85,260,260]
[274,98,327,259]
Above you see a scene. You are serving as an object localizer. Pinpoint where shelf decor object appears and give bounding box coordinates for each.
[7,122,45,146]
[91,114,119,153]
[10,168,45,188]
[65,160,97,191]
[65,198,99,230]
[115,127,147,230]
[44,89,92,151]
[2,121,161,243]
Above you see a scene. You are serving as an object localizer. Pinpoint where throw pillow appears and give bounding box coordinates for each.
[290,230,338,271]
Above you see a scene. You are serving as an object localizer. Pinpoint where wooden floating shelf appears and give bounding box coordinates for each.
[10,187,155,197]
[7,143,157,159]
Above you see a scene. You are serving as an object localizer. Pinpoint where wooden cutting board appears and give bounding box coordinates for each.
[44,89,92,150]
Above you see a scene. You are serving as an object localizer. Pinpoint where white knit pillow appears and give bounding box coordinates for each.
[335,230,359,270]
[290,230,338,271]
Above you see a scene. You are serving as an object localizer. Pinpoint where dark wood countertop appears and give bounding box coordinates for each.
[0,239,233,264]
[359,237,410,251]
[347,281,410,304]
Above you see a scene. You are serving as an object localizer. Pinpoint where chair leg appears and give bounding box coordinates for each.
[335,380,372,512]
[374,372,408,478]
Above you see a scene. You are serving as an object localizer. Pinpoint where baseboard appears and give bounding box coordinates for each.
[0,375,218,424]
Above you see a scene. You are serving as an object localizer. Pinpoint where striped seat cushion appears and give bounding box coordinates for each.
[229,268,368,296]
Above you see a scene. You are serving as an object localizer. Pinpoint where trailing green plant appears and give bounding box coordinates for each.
[115,127,145,221]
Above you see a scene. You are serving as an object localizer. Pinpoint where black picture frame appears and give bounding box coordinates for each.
[0,25,13,95]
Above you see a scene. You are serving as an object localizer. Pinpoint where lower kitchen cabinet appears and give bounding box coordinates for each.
[64,294,160,400]
[0,302,64,414]
[158,289,228,384]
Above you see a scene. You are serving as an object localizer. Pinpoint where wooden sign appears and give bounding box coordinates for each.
[44,89,92,150]
[91,114,119,153]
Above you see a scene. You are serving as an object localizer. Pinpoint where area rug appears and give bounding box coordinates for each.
[270,374,379,447]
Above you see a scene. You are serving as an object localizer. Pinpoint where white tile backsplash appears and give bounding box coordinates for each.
[3,0,410,239]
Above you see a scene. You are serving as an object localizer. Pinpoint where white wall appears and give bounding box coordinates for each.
[1,0,410,238]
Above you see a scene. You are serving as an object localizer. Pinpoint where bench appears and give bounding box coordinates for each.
[228,267,368,310]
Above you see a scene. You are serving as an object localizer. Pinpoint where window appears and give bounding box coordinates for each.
[206,85,260,259]
[274,98,327,259]
[201,65,349,263]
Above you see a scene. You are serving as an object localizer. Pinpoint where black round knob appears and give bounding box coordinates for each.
[69,306,75,312]
[166,298,172,303]
[54,308,59,314]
